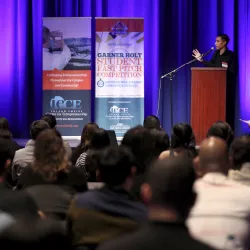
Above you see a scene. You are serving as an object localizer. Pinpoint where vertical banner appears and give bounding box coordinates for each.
[42,18,91,137]
[95,18,144,138]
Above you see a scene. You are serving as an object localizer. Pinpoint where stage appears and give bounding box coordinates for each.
[14,133,120,149]
[14,138,81,149]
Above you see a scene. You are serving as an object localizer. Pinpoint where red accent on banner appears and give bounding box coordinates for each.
[96,19,144,32]
[43,69,91,90]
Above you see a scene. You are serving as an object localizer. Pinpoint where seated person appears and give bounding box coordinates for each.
[160,123,197,159]
[67,146,147,248]
[97,157,215,250]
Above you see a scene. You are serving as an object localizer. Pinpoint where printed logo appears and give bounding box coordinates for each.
[97,78,104,87]
[111,21,128,36]
[110,106,128,113]
[110,123,130,130]
[50,96,82,109]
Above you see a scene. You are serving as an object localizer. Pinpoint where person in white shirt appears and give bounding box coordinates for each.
[12,120,50,182]
[188,137,250,250]
[43,26,71,70]
[228,136,250,186]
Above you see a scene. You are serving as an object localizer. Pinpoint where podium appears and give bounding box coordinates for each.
[191,67,227,144]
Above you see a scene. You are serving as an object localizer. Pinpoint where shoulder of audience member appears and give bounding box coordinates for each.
[68,190,100,214]
[12,147,26,158]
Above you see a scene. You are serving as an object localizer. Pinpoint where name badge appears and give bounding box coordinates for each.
[222,62,228,68]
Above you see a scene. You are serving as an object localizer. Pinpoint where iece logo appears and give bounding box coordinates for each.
[50,96,82,109]
[110,106,128,113]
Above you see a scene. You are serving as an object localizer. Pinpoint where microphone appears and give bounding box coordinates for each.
[201,47,214,59]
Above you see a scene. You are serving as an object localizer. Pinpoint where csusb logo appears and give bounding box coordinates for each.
[50,96,82,109]
[110,106,128,113]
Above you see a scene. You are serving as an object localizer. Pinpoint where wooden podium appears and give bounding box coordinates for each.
[191,67,227,144]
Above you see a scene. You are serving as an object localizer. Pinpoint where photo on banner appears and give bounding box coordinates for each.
[95,18,144,138]
[42,17,91,137]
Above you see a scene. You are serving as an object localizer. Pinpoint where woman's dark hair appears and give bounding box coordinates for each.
[71,123,99,165]
[122,126,155,174]
[207,121,234,148]
[33,129,69,182]
[0,128,12,139]
[0,117,9,130]
[83,129,110,181]
[171,123,197,158]
[0,118,12,139]
[90,128,110,150]
[80,123,99,148]
[230,136,250,170]
[41,114,57,129]
[150,129,170,157]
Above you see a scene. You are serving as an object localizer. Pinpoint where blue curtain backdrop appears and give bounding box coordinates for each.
[0,0,249,138]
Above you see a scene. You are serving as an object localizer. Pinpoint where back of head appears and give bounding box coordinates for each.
[0,190,39,220]
[30,120,50,140]
[0,117,9,130]
[0,128,12,139]
[90,128,110,150]
[26,184,72,220]
[33,129,67,181]
[150,129,170,157]
[171,123,196,158]
[199,137,229,174]
[171,123,195,148]
[0,118,12,139]
[41,114,57,129]
[122,126,155,173]
[230,136,250,170]
[145,157,196,218]
[207,121,234,147]
[143,115,161,130]
[80,122,99,146]
[0,219,70,250]
[0,138,15,175]
[98,146,135,187]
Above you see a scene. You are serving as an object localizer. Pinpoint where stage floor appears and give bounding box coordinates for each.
[14,138,81,148]
[14,137,121,148]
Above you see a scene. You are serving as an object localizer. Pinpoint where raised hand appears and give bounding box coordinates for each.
[192,49,203,62]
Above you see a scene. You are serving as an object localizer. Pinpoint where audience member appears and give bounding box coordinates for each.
[98,157,214,250]
[160,123,197,160]
[41,114,72,158]
[207,121,234,148]
[0,219,71,250]
[143,115,161,130]
[228,136,250,186]
[16,129,87,194]
[0,117,11,131]
[0,190,41,220]
[150,128,170,157]
[68,146,147,248]
[188,137,250,249]
[122,126,155,200]
[0,118,20,187]
[12,120,49,182]
[75,128,110,180]
[71,122,99,165]
[25,184,72,221]
[0,138,17,189]
[0,117,19,152]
